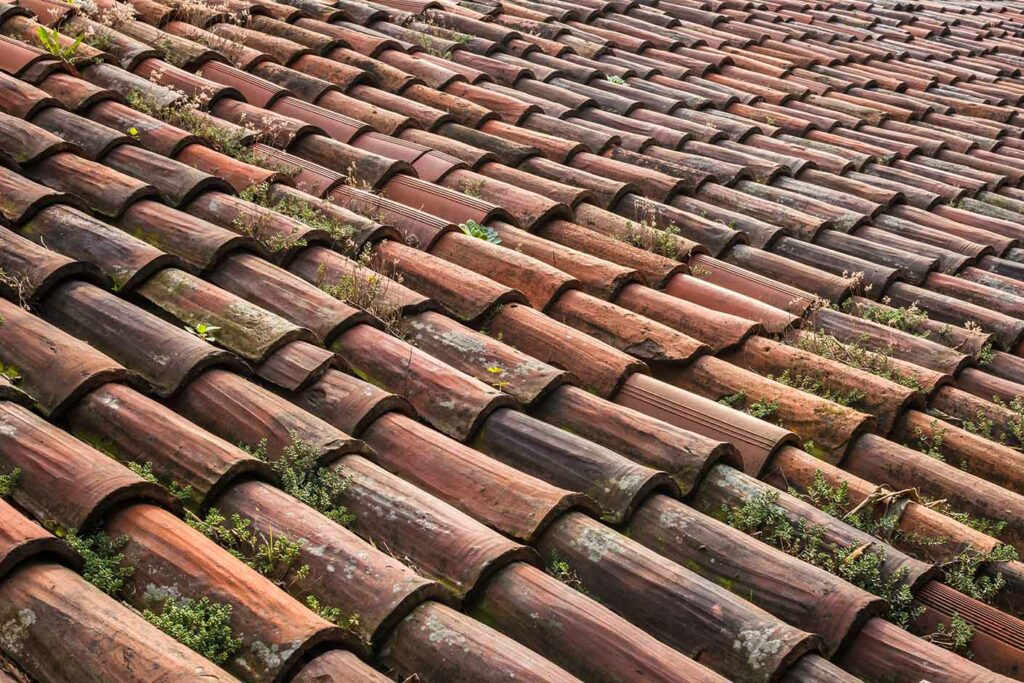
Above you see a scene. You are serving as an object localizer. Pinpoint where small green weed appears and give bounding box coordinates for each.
[143,597,242,664]
[64,531,133,596]
[184,322,220,343]
[36,26,82,63]
[547,551,587,595]
[925,613,975,658]
[242,434,355,527]
[724,490,921,628]
[795,331,921,390]
[188,508,308,586]
[459,219,501,244]
[769,369,866,407]
[0,467,19,496]
[861,300,929,336]
[239,184,353,252]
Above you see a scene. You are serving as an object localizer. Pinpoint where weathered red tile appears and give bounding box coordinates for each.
[364,411,584,541]
[173,368,366,464]
[380,602,579,683]
[375,239,525,324]
[331,453,533,599]
[332,323,514,441]
[537,511,817,683]
[136,267,314,364]
[0,563,236,682]
[108,503,345,681]
[0,401,171,528]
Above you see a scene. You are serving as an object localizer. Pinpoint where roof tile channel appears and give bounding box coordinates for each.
[5,1,1024,681]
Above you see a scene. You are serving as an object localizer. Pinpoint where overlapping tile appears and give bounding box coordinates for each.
[3,0,1024,681]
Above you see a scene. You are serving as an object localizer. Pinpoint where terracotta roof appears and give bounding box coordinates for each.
[3,0,1024,681]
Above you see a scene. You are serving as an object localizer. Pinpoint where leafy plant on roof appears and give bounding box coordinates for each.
[924,613,975,659]
[143,597,242,664]
[304,595,362,637]
[126,88,266,166]
[943,544,1017,604]
[620,201,683,259]
[931,500,1009,540]
[860,299,929,336]
[975,342,995,366]
[417,34,452,60]
[748,397,780,421]
[242,434,355,527]
[797,470,1016,606]
[188,508,309,587]
[126,460,194,502]
[63,530,134,596]
[606,74,626,85]
[769,369,866,408]
[906,420,948,462]
[794,330,921,391]
[0,468,19,497]
[184,322,220,343]
[315,249,405,339]
[718,391,781,424]
[459,219,501,244]
[724,489,921,629]
[623,219,683,260]
[993,395,1024,446]
[35,26,82,64]
[239,183,354,253]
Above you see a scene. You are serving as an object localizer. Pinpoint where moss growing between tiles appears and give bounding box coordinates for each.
[906,420,949,462]
[943,545,1017,604]
[304,595,363,640]
[930,501,1010,541]
[718,391,781,424]
[126,460,194,503]
[231,209,309,254]
[0,362,20,385]
[993,396,1024,446]
[0,467,19,496]
[723,489,921,628]
[795,331,922,391]
[858,300,929,336]
[187,508,308,587]
[242,434,355,528]
[768,369,866,408]
[239,183,355,253]
[143,597,242,664]
[126,89,267,167]
[416,34,452,60]
[188,505,362,642]
[315,251,406,339]
[974,343,995,366]
[798,472,1017,606]
[620,213,683,260]
[63,530,134,596]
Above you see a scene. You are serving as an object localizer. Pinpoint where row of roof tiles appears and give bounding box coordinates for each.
[4,1,1024,683]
